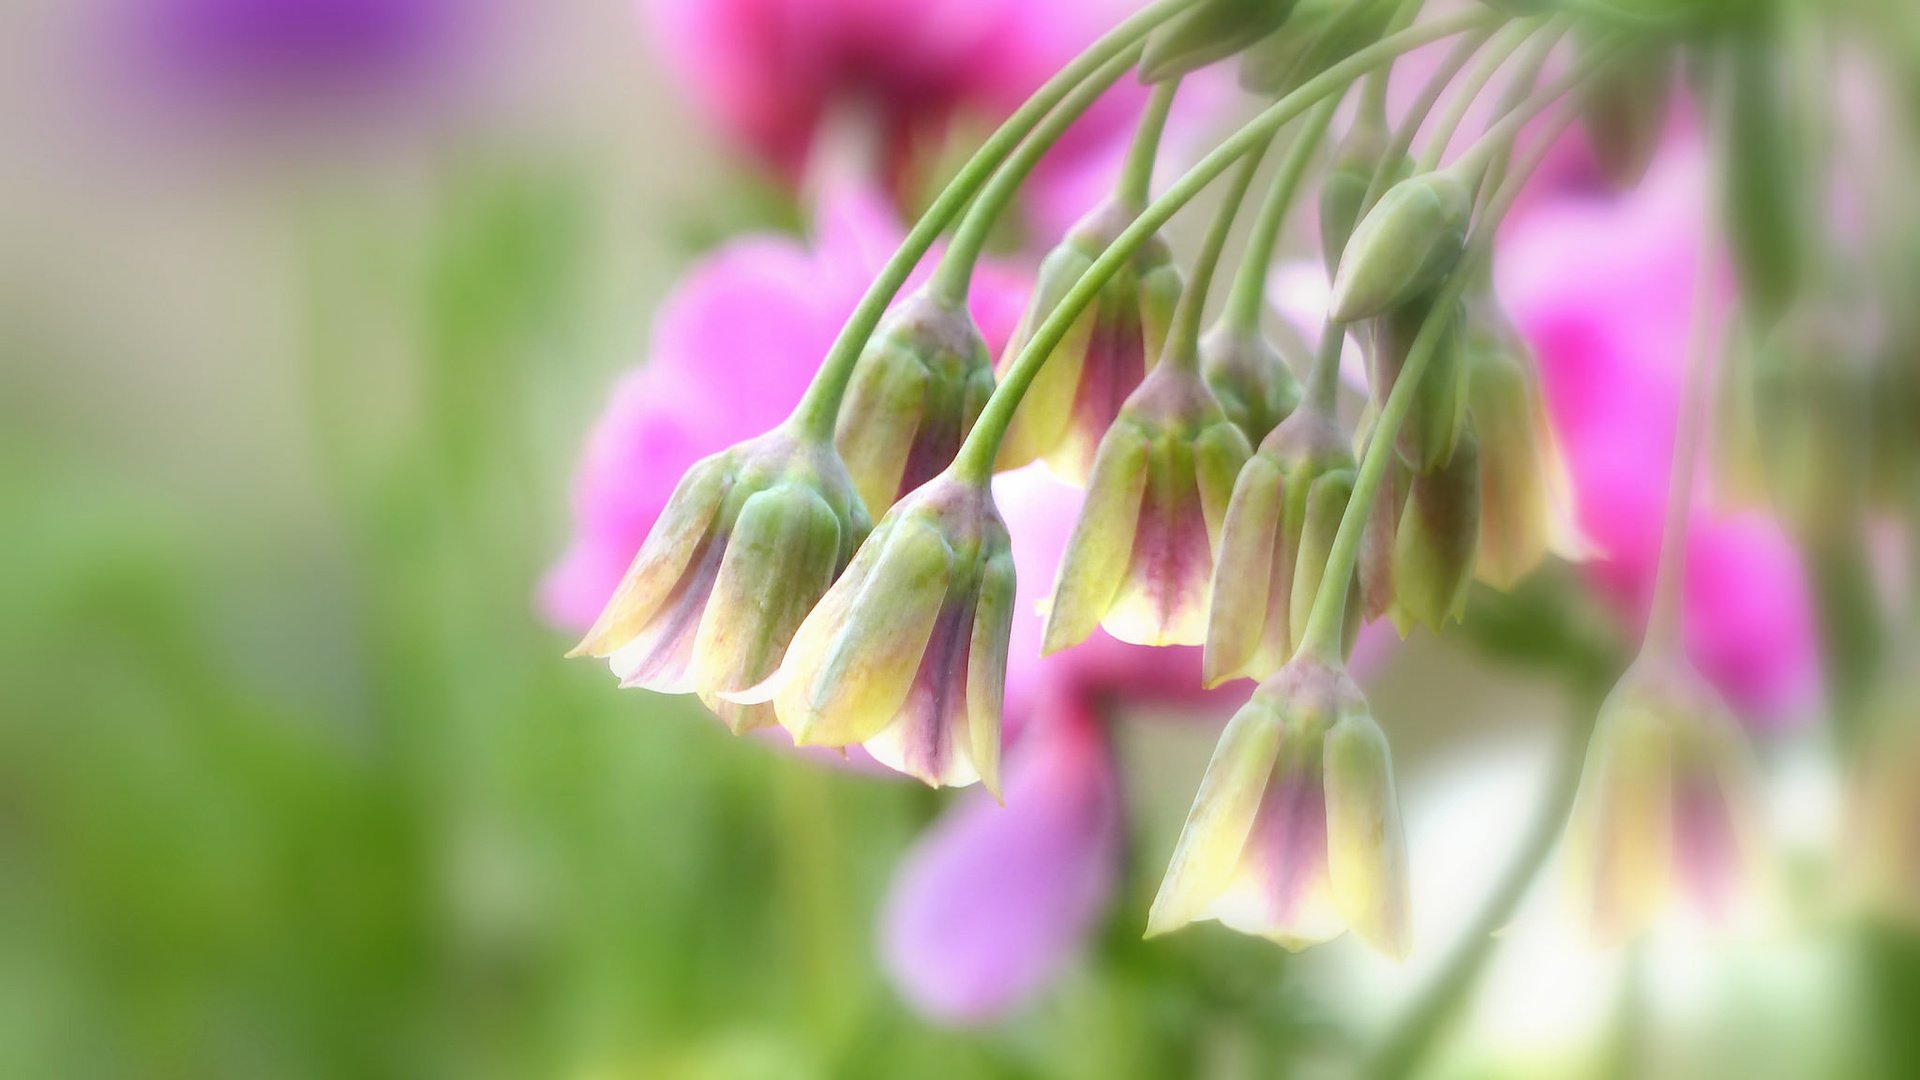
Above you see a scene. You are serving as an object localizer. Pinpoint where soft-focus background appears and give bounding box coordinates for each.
[4,2,1916,1078]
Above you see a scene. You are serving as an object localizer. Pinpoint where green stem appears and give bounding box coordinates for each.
[1297,103,1585,664]
[1448,38,1626,187]
[1303,321,1348,416]
[1359,25,1498,214]
[1164,143,1274,372]
[1415,17,1554,175]
[1119,80,1181,212]
[931,48,1142,306]
[1223,99,1341,333]
[949,8,1504,485]
[1366,679,1605,1080]
[784,0,1198,442]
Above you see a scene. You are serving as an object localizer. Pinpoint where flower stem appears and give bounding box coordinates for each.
[930,48,1143,306]
[950,7,1504,486]
[1359,24,1499,214]
[1119,80,1181,212]
[1303,320,1348,416]
[1223,98,1341,334]
[1297,103,1587,664]
[783,0,1199,443]
[1163,139,1275,372]
[1415,16,1559,175]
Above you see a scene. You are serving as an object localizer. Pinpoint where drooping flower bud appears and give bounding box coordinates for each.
[1240,0,1394,97]
[1147,656,1411,959]
[997,200,1184,486]
[1043,362,1254,653]
[1367,291,1469,473]
[1318,91,1404,280]
[1329,167,1474,324]
[570,428,870,734]
[836,287,996,514]
[1748,303,1876,543]
[1464,295,1584,589]
[1562,654,1770,946]
[1140,0,1299,84]
[1199,322,1303,447]
[742,474,1012,794]
[1580,42,1671,190]
[1388,429,1481,635]
[1846,661,1920,926]
[1204,405,1358,686]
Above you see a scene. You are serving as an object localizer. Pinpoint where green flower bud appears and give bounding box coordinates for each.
[1240,0,1394,97]
[571,429,870,734]
[1329,167,1474,324]
[1044,362,1254,653]
[1580,42,1672,190]
[740,474,1011,795]
[1367,291,1469,472]
[1724,32,1806,323]
[1141,0,1299,83]
[1318,93,1408,281]
[1148,655,1411,959]
[1563,654,1770,946]
[1388,429,1482,635]
[836,287,996,514]
[1204,404,1358,686]
[998,200,1184,485]
[1199,322,1303,446]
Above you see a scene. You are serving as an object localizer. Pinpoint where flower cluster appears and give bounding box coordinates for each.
[548,0,1916,1028]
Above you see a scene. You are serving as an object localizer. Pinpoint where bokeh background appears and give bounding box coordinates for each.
[5,2,1917,1078]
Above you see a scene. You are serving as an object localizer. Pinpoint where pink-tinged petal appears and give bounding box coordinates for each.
[879,697,1121,1024]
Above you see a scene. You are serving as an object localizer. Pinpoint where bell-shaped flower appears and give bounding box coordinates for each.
[995,200,1184,486]
[1140,0,1299,83]
[1367,291,1469,473]
[1388,430,1482,634]
[1042,361,1254,654]
[743,473,1014,793]
[1147,656,1412,959]
[1329,166,1474,324]
[1199,322,1303,447]
[836,286,997,514]
[1204,404,1357,686]
[569,427,870,734]
[1562,653,1771,946]
[1463,294,1584,589]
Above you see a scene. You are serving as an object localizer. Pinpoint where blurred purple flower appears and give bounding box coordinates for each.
[118,0,476,122]
[642,0,1151,226]
[1497,142,1821,724]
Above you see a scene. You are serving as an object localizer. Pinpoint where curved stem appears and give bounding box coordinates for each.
[1297,104,1586,664]
[931,48,1141,306]
[949,8,1505,486]
[784,0,1198,442]
[1119,80,1181,211]
[1304,321,1348,416]
[1223,99,1341,333]
[1415,17,1557,174]
[1164,141,1274,372]
[1449,36,1626,188]
[1359,25,1498,214]
[1366,680,1604,1080]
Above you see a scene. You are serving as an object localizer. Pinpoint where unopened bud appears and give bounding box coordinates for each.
[1044,362,1254,652]
[1318,95,1407,280]
[1141,0,1299,84]
[1388,430,1481,635]
[1240,0,1394,97]
[1368,292,1468,472]
[1148,656,1411,959]
[1580,43,1672,190]
[1200,322,1303,446]
[836,288,996,514]
[1329,168,1474,324]
[998,200,1184,485]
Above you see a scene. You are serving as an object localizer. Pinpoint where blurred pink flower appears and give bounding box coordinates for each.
[642,0,1150,224]
[1497,142,1820,724]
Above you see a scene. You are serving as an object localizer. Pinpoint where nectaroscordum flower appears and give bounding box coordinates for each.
[1388,429,1481,634]
[1041,361,1253,653]
[569,427,869,734]
[836,285,997,514]
[994,199,1184,485]
[1199,323,1303,448]
[747,473,1013,793]
[1562,653,1769,946]
[1147,656,1411,959]
[1203,403,1357,686]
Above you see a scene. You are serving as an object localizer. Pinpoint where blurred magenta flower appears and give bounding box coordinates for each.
[120,0,476,120]
[1497,142,1820,723]
[541,179,1028,640]
[643,0,1149,218]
